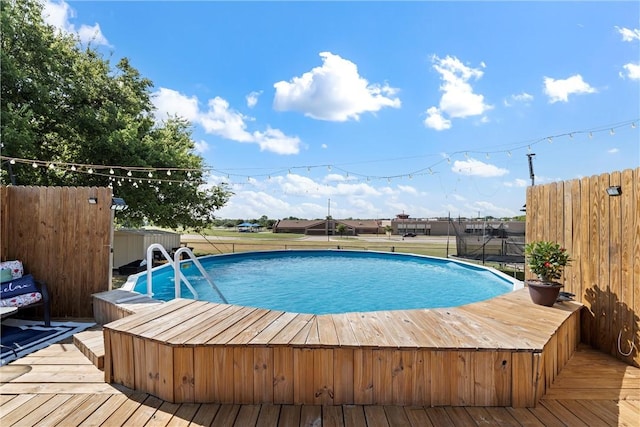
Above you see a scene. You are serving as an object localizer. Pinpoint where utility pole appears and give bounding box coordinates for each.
[527,153,536,186]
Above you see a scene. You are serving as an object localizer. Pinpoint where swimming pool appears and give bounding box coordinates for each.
[124,250,522,314]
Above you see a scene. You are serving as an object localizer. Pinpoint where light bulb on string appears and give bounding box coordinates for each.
[167,170,171,176]
[148,171,153,178]
[547,137,553,143]
[428,168,433,175]
[464,152,469,159]
[32,162,38,168]
[507,151,512,157]
[632,122,637,129]
[569,133,573,139]
[610,128,615,136]
[109,168,114,175]
[127,171,132,177]
[48,163,55,169]
[187,171,192,178]
[589,132,593,139]
[88,168,94,174]
[70,165,76,171]
[485,153,490,159]
[9,159,15,164]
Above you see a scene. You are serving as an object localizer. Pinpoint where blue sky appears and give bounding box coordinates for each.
[44,1,639,220]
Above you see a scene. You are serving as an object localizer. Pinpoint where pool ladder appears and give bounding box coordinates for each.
[145,243,228,304]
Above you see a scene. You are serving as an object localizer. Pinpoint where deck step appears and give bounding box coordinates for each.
[73,329,104,370]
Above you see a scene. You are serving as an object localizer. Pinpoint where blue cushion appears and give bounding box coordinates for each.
[0,274,38,299]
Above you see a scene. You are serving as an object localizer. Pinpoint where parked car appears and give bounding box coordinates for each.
[403,232,417,237]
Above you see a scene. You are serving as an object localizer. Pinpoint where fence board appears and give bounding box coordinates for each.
[526,168,639,367]
[0,186,112,318]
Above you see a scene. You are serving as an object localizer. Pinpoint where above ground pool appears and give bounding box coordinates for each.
[125,250,522,314]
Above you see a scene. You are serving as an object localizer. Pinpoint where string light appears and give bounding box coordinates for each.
[1,117,636,187]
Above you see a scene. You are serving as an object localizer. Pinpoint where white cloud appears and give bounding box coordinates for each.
[504,92,533,107]
[615,26,640,42]
[424,55,492,130]
[543,75,596,103]
[246,91,262,108]
[194,140,209,153]
[424,107,451,130]
[470,201,518,218]
[252,127,302,155]
[397,185,419,195]
[451,158,508,177]
[41,0,109,46]
[321,144,328,149]
[199,97,254,142]
[621,63,640,80]
[151,88,302,155]
[504,178,528,188]
[152,88,200,122]
[608,148,619,154]
[273,51,401,121]
[324,174,349,183]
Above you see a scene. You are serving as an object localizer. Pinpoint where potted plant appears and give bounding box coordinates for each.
[524,241,571,306]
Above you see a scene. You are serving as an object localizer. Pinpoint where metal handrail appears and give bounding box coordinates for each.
[173,247,228,303]
[145,243,198,299]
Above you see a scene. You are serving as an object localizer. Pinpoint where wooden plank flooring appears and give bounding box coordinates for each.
[1,342,638,426]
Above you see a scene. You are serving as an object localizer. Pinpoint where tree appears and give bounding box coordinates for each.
[0,0,230,230]
[336,224,347,238]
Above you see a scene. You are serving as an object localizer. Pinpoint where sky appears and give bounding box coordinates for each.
[42,1,639,220]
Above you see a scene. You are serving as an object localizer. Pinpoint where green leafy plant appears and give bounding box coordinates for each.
[525,241,571,282]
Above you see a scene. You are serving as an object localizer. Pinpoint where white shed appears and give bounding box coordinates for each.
[113,229,181,269]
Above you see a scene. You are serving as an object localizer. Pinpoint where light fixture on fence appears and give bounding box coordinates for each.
[606,186,622,196]
[88,197,98,204]
[110,197,128,211]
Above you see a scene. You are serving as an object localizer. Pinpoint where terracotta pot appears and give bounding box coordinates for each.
[526,280,563,307]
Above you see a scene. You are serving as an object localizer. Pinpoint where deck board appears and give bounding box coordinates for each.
[1,340,639,427]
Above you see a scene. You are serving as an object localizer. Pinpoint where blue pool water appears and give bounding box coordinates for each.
[127,250,519,314]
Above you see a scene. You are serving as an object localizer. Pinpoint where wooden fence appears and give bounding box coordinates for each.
[526,167,639,367]
[0,186,113,318]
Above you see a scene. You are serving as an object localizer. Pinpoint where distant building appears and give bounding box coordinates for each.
[272,219,382,236]
[272,214,524,237]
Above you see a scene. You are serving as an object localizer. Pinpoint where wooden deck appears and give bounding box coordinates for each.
[101,289,583,407]
[1,341,638,426]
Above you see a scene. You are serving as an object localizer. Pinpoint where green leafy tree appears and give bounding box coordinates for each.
[1,0,230,230]
[336,223,347,238]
